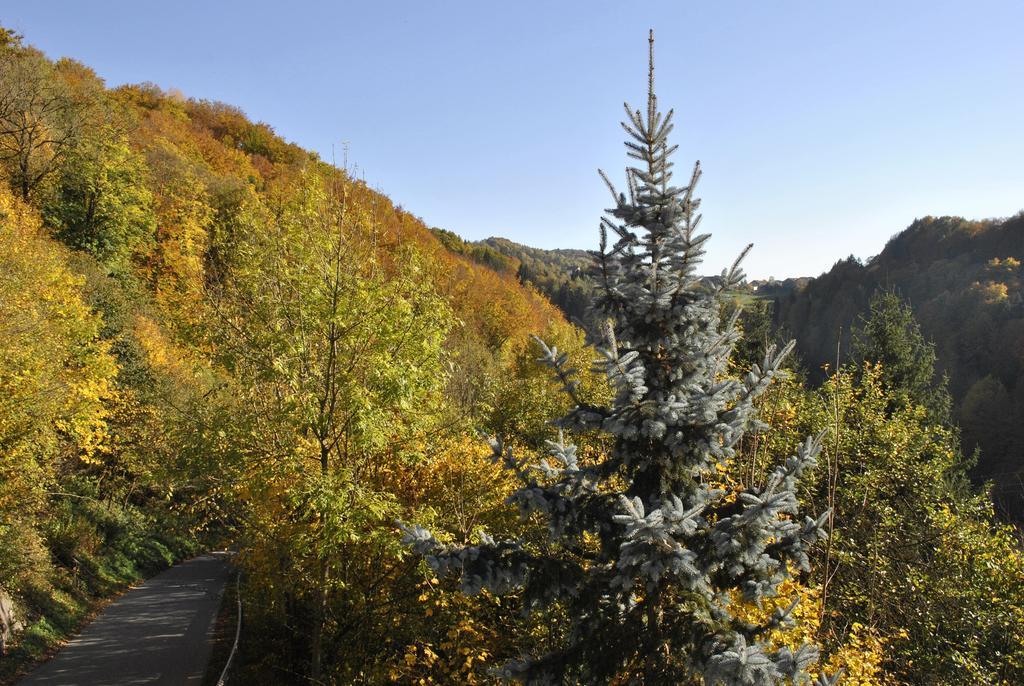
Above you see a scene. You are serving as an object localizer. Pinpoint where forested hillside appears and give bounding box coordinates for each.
[2,24,1023,686]
[431,232,596,331]
[0,26,583,683]
[765,213,1024,517]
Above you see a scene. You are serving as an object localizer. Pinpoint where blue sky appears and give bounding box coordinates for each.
[6,1,1022,279]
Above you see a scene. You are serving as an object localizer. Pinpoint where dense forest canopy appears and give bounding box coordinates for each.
[764,213,1024,518]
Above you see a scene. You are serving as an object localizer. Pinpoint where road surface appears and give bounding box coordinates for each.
[19,552,231,686]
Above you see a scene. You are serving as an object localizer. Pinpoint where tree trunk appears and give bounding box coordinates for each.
[311,439,330,681]
[310,561,328,682]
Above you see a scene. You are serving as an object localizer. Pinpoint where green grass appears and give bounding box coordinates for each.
[0,501,201,686]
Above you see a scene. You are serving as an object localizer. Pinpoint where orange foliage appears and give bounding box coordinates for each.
[112,82,562,358]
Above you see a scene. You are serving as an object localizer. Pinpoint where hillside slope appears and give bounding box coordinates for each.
[766,213,1024,515]
[0,27,580,682]
[430,231,596,330]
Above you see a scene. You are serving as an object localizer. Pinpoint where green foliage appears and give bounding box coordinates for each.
[0,43,84,200]
[6,21,1023,686]
[852,289,951,422]
[45,129,156,267]
[743,365,1024,684]
[480,237,595,331]
[433,230,596,332]
[212,172,463,681]
[430,227,519,275]
[732,298,796,374]
[0,25,574,682]
[0,187,115,591]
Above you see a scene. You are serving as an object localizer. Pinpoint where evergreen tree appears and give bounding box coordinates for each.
[852,289,951,423]
[732,299,792,374]
[404,34,834,685]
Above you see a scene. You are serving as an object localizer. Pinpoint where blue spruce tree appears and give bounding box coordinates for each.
[403,33,836,686]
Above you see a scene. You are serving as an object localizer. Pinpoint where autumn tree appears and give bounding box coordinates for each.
[0,43,86,199]
[0,186,117,592]
[44,129,155,268]
[778,366,1024,684]
[213,171,453,681]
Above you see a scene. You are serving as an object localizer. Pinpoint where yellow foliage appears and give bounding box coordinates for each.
[0,185,118,589]
[730,579,888,686]
[823,623,889,686]
[0,186,117,466]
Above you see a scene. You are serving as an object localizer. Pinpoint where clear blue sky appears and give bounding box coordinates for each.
[6,1,1022,279]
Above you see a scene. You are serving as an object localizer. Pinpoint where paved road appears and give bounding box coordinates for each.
[19,552,232,686]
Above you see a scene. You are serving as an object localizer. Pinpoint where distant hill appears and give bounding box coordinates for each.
[478,237,592,271]
[766,213,1024,516]
[436,236,813,337]
[749,276,812,299]
[431,231,597,331]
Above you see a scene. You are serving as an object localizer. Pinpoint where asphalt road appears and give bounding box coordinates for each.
[19,552,232,686]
